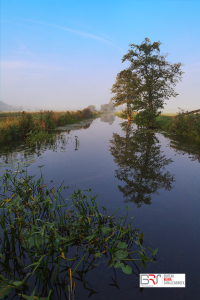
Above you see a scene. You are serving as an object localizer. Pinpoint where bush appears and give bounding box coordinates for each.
[18,111,34,135]
[170,113,200,141]
[82,108,93,119]
[134,110,160,128]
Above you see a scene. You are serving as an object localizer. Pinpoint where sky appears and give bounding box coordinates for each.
[1,0,200,112]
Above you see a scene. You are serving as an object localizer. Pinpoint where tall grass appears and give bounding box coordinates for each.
[0,109,99,144]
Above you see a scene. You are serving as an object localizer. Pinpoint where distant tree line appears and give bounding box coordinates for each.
[87,101,115,112]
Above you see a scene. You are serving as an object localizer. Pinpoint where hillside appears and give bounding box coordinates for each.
[0,101,23,111]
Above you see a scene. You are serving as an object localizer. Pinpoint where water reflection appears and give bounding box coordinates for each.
[0,119,94,168]
[164,133,200,163]
[0,133,67,168]
[101,114,116,125]
[110,122,175,207]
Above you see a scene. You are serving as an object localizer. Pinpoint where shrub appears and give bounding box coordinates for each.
[82,108,93,119]
[170,113,200,141]
[134,110,160,128]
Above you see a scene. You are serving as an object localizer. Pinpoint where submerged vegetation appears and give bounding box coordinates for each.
[0,169,157,299]
[0,109,99,144]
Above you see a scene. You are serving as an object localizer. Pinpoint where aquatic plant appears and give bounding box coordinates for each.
[0,169,157,299]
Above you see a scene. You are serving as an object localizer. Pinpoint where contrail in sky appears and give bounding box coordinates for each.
[18,19,124,52]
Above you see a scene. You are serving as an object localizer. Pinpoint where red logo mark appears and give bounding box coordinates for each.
[149,274,156,285]
[164,278,172,281]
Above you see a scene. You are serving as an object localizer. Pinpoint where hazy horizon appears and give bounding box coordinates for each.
[1,1,200,113]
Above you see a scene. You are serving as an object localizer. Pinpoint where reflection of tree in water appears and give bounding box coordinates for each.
[101,114,116,125]
[163,133,200,163]
[110,122,175,207]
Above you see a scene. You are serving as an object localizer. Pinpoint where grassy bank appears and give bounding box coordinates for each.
[115,111,200,141]
[0,109,100,144]
[114,111,136,119]
[155,115,173,130]
[0,111,21,118]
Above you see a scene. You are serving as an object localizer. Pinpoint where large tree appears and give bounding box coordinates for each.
[111,38,184,127]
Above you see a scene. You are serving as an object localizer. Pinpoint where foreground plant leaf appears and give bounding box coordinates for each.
[0,168,157,299]
[117,242,128,249]
[0,284,14,299]
[122,265,132,274]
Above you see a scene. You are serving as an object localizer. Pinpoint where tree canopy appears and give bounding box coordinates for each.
[87,105,96,111]
[110,69,141,120]
[111,38,184,127]
[100,101,115,112]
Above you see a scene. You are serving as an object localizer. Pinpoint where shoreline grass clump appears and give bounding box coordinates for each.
[0,109,99,144]
[170,112,200,141]
[0,169,157,299]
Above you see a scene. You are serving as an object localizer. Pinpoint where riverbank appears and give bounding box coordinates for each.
[114,111,200,141]
[0,109,100,144]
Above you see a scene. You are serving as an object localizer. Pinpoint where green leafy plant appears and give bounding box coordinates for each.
[0,169,157,299]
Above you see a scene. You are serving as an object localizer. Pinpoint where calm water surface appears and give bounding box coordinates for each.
[0,115,200,300]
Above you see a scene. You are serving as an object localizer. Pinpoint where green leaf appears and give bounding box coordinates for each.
[138,253,152,263]
[122,265,132,274]
[117,242,128,249]
[20,287,36,300]
[12,281,24,287]
[0,284,14,299]
[134,240,140,245]
[152,247,158,256]
[139,232,143,241]
[114,261,124,268]
[94,252,102,258]
[101,227,111,235]
[115,250,127,260]
[125,205,130,211]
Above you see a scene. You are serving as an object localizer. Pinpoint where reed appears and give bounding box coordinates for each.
[0,109,99,144]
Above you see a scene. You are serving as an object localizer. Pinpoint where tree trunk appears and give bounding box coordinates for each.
[127,104,134,121]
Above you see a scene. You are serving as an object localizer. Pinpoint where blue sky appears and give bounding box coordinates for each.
[1,0,200,112]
